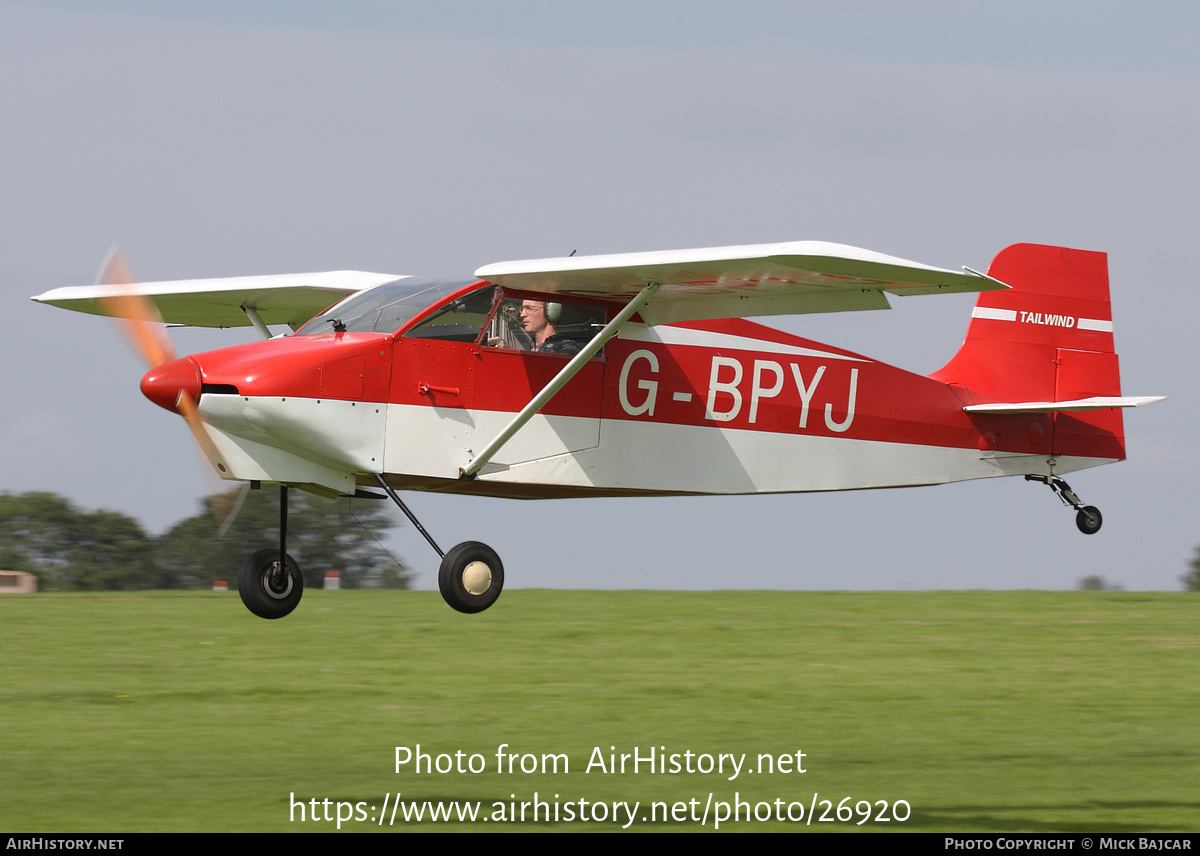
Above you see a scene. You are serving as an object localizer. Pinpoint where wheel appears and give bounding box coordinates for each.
[438,541,504,614]
[1076,506,1103,535]
[238,548,303,619]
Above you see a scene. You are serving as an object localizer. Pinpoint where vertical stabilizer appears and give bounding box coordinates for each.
[931,244,1126,461]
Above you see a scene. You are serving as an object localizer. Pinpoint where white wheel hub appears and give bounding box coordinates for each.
[461,561,492,596]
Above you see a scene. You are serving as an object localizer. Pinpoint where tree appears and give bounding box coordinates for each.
[0,488,409,591]
[154,487,409,589]
[1077,575,1123,592]
[0,492,157,590]
[1182,547,1200,591]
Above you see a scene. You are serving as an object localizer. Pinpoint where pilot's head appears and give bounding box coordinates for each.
[520,300,552,341]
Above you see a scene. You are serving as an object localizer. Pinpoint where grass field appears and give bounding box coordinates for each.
[1,589,1197,832]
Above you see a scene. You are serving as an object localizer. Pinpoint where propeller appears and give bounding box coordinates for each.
[96,247,247,532]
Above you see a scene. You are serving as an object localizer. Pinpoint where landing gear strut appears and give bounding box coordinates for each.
[1025,475,1103,535]
[373,475,504,613]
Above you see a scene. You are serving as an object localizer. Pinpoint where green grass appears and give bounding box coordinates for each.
[1,590,1197,831]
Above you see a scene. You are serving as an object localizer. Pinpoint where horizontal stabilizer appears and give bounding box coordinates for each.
[964,396,1165,414]
[477,241,1007,325]
[32,271,404,329]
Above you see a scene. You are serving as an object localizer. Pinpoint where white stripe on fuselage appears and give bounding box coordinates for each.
[382,403,1116,496]
[196,392,1120,498]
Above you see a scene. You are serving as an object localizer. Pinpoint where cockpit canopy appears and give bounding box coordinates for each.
[294,277,479,336]
[294,277,608,356]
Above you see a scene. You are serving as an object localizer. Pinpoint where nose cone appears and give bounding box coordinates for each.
[141,357,202,413]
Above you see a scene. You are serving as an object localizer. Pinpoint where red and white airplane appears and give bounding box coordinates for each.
[33,241,1163,618]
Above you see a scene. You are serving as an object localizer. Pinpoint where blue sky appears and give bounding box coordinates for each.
[14,1,1200,73]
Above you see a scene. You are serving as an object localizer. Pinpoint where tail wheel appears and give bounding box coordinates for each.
[239,548,303,619]
[1076,506,1103,535]
[438,541,503,614]
[1026,475,1104,535]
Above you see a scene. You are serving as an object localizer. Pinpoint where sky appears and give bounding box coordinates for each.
[1,1,1195,593]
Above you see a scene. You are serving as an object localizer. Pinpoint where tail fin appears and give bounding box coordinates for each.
[931,243,1127,461]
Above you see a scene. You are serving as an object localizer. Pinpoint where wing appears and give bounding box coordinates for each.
[475,240,1007,325]
[32,271,405,329]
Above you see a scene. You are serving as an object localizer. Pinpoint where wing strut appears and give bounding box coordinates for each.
[460,281,662,479]
[241,305,272,340]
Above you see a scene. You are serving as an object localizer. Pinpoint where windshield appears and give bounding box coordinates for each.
[294,277,478,335]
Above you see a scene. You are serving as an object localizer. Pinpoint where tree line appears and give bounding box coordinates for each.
[1184,550,1200,592]
[0,489,407,591]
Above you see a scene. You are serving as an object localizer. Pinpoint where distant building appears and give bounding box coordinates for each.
[0,571,37,593]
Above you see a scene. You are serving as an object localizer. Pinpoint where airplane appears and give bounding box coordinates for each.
[32,240,1163,619]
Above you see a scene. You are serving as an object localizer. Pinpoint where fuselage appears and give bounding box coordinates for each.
[136,277,1119,501]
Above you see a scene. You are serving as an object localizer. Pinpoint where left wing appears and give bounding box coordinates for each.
[32,271,403,329]
[475,240,1006,325]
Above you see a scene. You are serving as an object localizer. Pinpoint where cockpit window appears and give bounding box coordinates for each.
[294,277,477,336]
[484,294,608,357]
[405,285,497,342]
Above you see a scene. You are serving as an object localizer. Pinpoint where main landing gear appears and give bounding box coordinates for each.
[239,548,303,619]
[370,475,504,614]
[236,480,505,619]
[1025,475,1103,535]
[238,485,304,618]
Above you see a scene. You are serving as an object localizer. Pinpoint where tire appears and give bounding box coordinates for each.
[1075,506,1103,535]
[238,548,303,619]
[438,541,503,614]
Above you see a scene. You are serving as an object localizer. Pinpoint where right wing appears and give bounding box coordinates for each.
[475,241,1006,326]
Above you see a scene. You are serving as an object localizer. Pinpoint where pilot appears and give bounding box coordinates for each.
[520,300,583,356]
